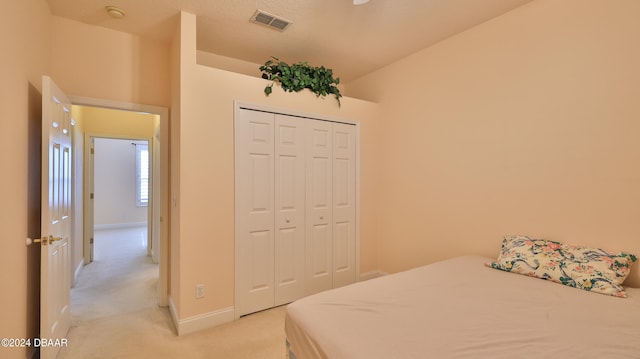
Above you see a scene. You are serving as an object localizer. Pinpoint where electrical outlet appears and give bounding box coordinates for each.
[196,284,205,299]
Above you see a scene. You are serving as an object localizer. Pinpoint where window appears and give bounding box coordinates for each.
[135,142,149,207]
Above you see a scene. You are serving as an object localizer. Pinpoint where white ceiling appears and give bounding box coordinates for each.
[46,0,533,82]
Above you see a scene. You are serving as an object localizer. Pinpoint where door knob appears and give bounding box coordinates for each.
[26,235,62,246]
[285,218,290,223]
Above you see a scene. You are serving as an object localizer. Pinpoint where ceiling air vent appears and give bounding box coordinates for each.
[250,9,292,31]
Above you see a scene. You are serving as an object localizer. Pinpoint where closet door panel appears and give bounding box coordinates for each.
[236,110,275,316]
[274,115,306,305]
[248,230,273,290]
[306,121,334,295]
[310,223,331,279]
[334,221,351,272]
[332,123,357,288]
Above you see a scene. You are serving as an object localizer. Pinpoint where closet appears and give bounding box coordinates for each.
[235,105,358,317]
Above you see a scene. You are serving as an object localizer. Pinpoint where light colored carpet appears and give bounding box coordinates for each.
[58,228,287,359]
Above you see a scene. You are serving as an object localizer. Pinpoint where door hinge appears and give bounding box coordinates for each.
[90,193,94,199]
[90,238,94,244]
[91,148,94,155]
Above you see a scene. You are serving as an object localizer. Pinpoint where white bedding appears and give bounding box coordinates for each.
[285,256,640,359]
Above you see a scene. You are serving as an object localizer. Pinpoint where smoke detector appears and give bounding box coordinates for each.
[250,10,292,31]
[105,6,125,19]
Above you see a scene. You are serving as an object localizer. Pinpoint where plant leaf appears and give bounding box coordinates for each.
[258,57,342,105]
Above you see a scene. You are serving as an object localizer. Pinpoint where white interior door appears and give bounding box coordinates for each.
[40,76,72,359]
[332,123,357,288]
[274,114,306,306]
[305,120,334,295]
[236,109,276,316]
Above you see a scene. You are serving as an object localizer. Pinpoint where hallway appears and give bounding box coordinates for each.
[69,227,158,323]
[57,226,172,358]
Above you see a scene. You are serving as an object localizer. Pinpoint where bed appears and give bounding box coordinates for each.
[285,248,640,358]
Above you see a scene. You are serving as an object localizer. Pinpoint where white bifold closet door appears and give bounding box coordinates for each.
[330,123,357,288]
[274,114,307,306]
[305,120,357,294]
[236,107,357,317]
[236,109,275,316]
[305,120,333,295]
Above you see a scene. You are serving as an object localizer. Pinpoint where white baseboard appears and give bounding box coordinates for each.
[165,271,385,337]
[168,296,234,336]
[168,296,179,334]
[359,270,387,282]
[94,222,147,230]
[72,260,84,287]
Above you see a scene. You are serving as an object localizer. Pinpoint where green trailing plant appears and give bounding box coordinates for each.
[260,57,342,105]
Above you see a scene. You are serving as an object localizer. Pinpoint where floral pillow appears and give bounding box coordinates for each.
[486,235,638,298]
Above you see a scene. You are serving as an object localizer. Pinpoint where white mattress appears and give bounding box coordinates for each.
[285,256,640,359]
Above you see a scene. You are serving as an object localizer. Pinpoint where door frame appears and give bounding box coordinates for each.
[233,100,361,319]
[70,95,170,307]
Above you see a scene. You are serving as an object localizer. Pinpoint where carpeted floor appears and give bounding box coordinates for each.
[58,227,287,359]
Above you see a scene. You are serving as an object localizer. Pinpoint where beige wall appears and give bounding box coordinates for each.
[196,50,262,79]
[347,0,640,286]
[51,16,171,108]
[0,0,51,358]
[172,12,381,320]
[77,105,156,138]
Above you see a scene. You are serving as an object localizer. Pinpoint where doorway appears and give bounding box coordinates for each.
[90,138,152,260]
[70,98,169,309]
[94,138,149,226]
[71,106,161,324]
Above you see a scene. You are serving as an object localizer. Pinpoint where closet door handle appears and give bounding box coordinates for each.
[285,218,290,223]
